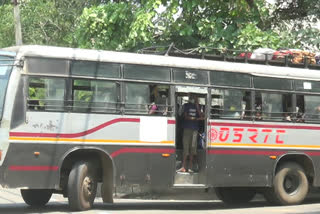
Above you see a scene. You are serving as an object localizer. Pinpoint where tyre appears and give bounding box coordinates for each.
[268,162,309,205]
[67,161,98,211]
[20,189,52,207]
[215,187,256,204]
[263,188,280,204]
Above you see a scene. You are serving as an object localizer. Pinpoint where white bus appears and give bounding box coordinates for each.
[1,45,320,210]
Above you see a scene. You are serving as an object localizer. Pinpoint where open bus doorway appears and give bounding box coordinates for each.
[174,86,208,186]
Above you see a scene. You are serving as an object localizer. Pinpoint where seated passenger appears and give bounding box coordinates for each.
[283,113,292,122]
[149,91,168,115]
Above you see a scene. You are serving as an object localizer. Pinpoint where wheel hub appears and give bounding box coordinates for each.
[83,176,93,199]
[285,178,293,189]
[283,174,299,195]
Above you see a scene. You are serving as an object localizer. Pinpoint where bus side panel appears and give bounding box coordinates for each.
[148,118,176,188]
[312,156,320,186]
[1,142,176,189]
[208,120,320,187]
[4,113,176,189]
[1,143,63,188]
[149,151,175,188]
[207,149,274,187]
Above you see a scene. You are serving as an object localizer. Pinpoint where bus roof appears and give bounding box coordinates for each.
[3,45,320,81]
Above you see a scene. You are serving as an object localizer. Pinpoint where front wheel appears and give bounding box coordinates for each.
[21,189,52,207]
[268,162,309,205]
[67,161,98,211]
[215,187,256,204]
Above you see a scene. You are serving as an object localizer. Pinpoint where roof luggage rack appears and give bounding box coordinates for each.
[138,44,320,70]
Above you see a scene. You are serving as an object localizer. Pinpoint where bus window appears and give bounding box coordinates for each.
[255,92,292,121]
[211,89,251,119]
[124,83,170,115]
[71,61,120,78]
[254,76,292,90]
[296,94,305,122]
[0,55,13,120]
[26,57,69,75]
[210,71,251,87]
[28,77,65,111]
[124,64,170,82]
[295,80,320,93]
[72,79,119,113]
[298,95,320,123]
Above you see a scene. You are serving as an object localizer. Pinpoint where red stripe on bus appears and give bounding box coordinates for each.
[9,166,59,171]
[305,152,320,156]
[10,118,140,138]
[168,120,176,124]
[210,122,320,130]
[208,150,320,156]
[10,118,175,138]
[111,148,175,158]
[208,150,285,156]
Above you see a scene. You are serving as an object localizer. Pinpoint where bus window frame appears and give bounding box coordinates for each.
[253,89,295,122]
[123,63,171,82]
[122,80,172,116]
[71,60,121,79]
[25,57,70,76]
[253,76,293,91]
[27,75,68,112]
[295,92,320,124]
[0,55,14,121]
[71,78,121,114]
[294,79,320,93]
[210,70,251,88]
[210,86,253,120]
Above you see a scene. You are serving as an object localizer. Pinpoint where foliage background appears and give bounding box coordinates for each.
[0,0,319,52]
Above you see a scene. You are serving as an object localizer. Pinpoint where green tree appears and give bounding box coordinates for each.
[75,1,160,50]
[0,0,106,48]
[1,0,319,51]
[0,4,14,48]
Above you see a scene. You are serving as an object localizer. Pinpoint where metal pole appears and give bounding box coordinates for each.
[13,0,23,46]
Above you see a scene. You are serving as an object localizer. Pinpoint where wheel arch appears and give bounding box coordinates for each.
[273,153,315,185]
[58,146,115,203]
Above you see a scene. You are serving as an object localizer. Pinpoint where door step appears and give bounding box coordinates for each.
[173,183,207,188]
[174,171,202,185]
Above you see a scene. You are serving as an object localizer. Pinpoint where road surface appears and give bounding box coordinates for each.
[1,188,320,214]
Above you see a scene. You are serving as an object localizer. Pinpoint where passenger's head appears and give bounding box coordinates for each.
[159,91,167,98]
[188,94,197,104]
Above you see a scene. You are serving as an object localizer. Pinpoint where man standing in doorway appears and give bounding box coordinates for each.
[177,94,202,173]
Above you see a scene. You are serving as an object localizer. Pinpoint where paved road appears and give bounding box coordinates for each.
[1,188,320,214]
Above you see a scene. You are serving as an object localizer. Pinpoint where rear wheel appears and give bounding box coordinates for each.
[21,189,52,207]
[215,187,256,204]
[263,188,280,204]
[266,162,309,205]
[67,161,98,211]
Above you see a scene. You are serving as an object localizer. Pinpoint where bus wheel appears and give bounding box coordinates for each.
[263,188,280,205]
[272,162,308,205]
[67,161,98,211]
[215,187,256,204]
[21,189,52,207]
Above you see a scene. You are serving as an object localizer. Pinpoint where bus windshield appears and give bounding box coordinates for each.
[0,55,13,121]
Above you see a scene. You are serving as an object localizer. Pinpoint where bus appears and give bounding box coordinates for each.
[1,45,320,210]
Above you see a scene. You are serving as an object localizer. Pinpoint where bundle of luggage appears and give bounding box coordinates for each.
[239,48,320,65]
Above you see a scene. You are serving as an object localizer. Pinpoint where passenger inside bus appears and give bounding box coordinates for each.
[177,94,204,173]
[148,86,168,115]
[211,89,251,120]
[255,92,292,121]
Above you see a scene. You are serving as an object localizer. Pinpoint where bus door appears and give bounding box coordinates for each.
[173,86,208,187]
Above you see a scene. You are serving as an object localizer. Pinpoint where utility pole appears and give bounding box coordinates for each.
[12,0,23,46]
